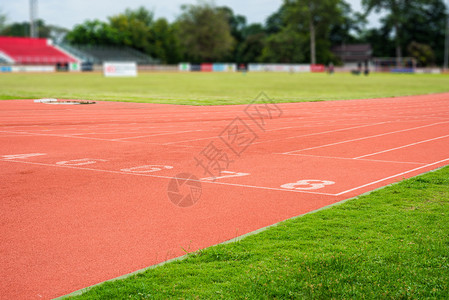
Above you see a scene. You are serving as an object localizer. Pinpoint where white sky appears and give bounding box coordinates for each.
[1,0,379,30]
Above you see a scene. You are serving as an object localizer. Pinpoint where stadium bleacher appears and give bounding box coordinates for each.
[0,36,78,65]
[66,45,159,65]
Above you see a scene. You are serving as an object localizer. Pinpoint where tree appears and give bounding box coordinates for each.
[108,7,153,51]
[265,6,287,34]
[407,41,435,66]
[0,19,52,38]
[218,6,247,61]
[284,0,342,64]
[149,18,182,64]
[65,20,119,45]
[362,0,407,66]
[236,24,266,63]
[0,9,6,32]
[400,0,447,65]
[259,26,307,63]
[359,26,394,58]
[329,1,367,46]
[363,0,447,66]
[176,2,235,62]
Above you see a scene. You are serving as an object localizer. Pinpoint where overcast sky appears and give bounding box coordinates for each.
[1,0,379,30]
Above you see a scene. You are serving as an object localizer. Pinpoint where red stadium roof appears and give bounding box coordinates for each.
[0,36,78,64]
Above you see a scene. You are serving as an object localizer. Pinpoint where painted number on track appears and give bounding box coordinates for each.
[120,165,173,173]
[56,158,108,166]
[201,171,250,181]
[281,180,335,190]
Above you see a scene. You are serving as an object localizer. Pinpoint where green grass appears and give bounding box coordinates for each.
[66,167,449,299]
[1,72,449,105]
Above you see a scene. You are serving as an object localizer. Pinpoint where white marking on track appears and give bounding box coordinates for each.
[283,121,449,154]
[111,130,202,141]
[254,121,391,146]
[278,153,427,165]
[281,180,335,190]
[0,130,124,142]
[56,158,108,166]
[0,159,336,195]
[1,153,46,160]
[201,171,250,181]
[354,134,449,159]
[120,165,173,173]
[335,158,449,196]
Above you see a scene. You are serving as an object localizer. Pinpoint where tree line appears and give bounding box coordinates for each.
[0,0,447,66]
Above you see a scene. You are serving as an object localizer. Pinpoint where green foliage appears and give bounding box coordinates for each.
[329,1,367,46]
[65,7,180,64]
[149,19,182,64]
[66,20,120,45]
[176,2,235,62]
[2,1,445,65]
[235,24,266,63]
[361,0,447,64]
[270,0,344,64]
[108,9,152,51]
[407,41,435,66]
[0,9,6,32]
[259,27,307,63]
[0,19,51,38]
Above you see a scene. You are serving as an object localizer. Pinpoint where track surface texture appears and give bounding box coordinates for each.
[1,94,449,299]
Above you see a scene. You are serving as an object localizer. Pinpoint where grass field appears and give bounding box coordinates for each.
[1,72,449,104]
[67,166,449,299]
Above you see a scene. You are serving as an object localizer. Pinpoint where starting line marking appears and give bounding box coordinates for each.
[0,159,336,196]
[2,157,448,197]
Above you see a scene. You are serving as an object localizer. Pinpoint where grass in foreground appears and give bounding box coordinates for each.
[1,72,449,105]
[67,166,449,299]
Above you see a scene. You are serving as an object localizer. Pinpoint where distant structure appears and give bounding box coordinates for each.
[331,44,372,65]
[29,0,38,38]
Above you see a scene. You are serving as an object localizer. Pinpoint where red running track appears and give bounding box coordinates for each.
[1,94,449,299]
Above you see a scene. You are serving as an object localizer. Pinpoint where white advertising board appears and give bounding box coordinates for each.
[12,65,55,72]
[248,64,311,73]
[178,63,191,71]
[103,62,137,77]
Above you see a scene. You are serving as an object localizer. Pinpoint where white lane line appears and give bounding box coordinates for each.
[354,134,449,159]
[163,127,299,145]
[334,158,449,196]
[283,120,449,154]
[111,130,202,141]
[72,131,173,136]
[277,122,391,152]
[277,153,427,165]
[0,130,124,142]
[0,130,203,150]
[0,159,336,196]
[165,122,390,146]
